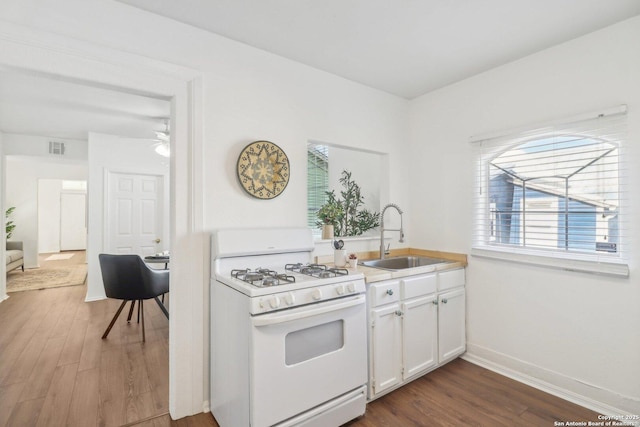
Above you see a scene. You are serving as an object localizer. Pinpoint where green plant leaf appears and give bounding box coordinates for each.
[315,171,379,237]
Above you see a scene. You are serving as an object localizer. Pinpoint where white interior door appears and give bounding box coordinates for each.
[107,171,164,256]
[60,193,87,250]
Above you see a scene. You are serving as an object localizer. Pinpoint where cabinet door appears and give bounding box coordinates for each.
[402,294,438,379]
[438,288,466,363]
[371,304,402,396]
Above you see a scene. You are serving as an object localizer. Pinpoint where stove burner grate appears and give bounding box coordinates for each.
[231,268,296,287]
[285,263,349,279]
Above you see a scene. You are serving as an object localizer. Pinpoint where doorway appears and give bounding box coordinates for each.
[0,27,204,419]
[60,192,87,251]
[38,179,88,255]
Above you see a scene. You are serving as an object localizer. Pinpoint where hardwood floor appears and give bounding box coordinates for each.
[0,281,169,426]
[37,250,87,268]
[345,359,600,426]
[1,281,600,427]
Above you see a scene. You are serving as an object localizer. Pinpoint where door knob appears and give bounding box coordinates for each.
[155,238,161,243]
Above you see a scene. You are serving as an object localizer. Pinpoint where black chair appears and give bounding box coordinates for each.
[99,254,169,342]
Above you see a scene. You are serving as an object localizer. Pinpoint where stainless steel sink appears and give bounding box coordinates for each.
[362,256,450,270]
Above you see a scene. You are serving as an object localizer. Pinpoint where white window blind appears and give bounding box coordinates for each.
[307,143,329,229]
[472,106,628,274]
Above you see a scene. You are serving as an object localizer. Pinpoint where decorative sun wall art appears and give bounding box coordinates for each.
[236,140,290,199]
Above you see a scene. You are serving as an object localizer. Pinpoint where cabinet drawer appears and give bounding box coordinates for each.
[438,268,465,292]
[401,274,437,299]
[369,281,400,307]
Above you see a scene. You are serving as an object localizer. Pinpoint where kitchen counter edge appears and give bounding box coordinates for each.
[318,248,467,284]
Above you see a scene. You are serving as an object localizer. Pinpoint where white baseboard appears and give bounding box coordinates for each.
[0,293,9,302]
[462,343,640,420]
[84,295,106,302]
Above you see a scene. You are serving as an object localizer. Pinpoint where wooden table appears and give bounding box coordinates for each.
[144,256,170,270]
[144,256,170,312]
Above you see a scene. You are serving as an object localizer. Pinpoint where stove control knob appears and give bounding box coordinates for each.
[269,296,281,309]
[347,283,356,293]
[284,292,296,306]
[311,288,322,301]
[336,285,345,295]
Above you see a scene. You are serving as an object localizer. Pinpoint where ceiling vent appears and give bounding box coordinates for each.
[48,141,66,156]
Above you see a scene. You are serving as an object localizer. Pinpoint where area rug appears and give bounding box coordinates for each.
[44,253,75,261]
[6,264,87,293]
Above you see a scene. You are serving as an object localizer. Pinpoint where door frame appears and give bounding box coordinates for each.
[0,22,206,419]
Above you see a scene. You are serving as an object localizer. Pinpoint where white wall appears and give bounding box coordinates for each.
[86,132,170,301]
[37,179,63,253]
[409,16,640,413]
[5,156,87,268]
[0,131,6,301]
[199,49,409,239]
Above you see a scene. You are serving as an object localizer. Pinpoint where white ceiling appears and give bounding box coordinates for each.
[117,0,640,99]
[0,68,170,141]
[2,1,638,142]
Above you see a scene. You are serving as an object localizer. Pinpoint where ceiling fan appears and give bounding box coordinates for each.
[119,120,171,157]
[152,121,170,157]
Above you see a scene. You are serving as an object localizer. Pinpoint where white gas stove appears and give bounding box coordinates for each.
[212,228,366,314]
[210,227,368,427]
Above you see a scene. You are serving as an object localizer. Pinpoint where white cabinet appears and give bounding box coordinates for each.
[370,302,402,395]
[402,293,438,378]
[438,287,466,363]
[367,268,465,399]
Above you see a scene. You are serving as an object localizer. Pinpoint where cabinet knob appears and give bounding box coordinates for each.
[386,289,394,296]
[432,300,438,305]
[395,310,403,316]
[442,298,448,304]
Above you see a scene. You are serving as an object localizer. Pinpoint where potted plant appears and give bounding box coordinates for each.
[316,201,343,239]
[316,170,380,237]
[5,207,16,239]
[348,253,358,268]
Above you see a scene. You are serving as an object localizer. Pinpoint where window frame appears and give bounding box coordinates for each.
[471,107,629,277]
[307,144,329,236]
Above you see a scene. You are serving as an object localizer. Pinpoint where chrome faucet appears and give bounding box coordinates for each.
[380,203,404,259]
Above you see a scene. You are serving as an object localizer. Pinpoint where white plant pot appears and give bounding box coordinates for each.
[334,249,347,267]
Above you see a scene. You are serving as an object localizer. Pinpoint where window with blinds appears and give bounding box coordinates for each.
[307,143,329,230]
[472,106,628,267]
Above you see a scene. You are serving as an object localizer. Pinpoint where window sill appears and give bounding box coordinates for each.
[470,246,629,278]
[314,235,380,243]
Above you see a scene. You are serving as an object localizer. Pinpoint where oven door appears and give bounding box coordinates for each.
[250,294,367,427]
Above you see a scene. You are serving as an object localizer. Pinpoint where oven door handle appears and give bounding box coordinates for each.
[252,294,365,327]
